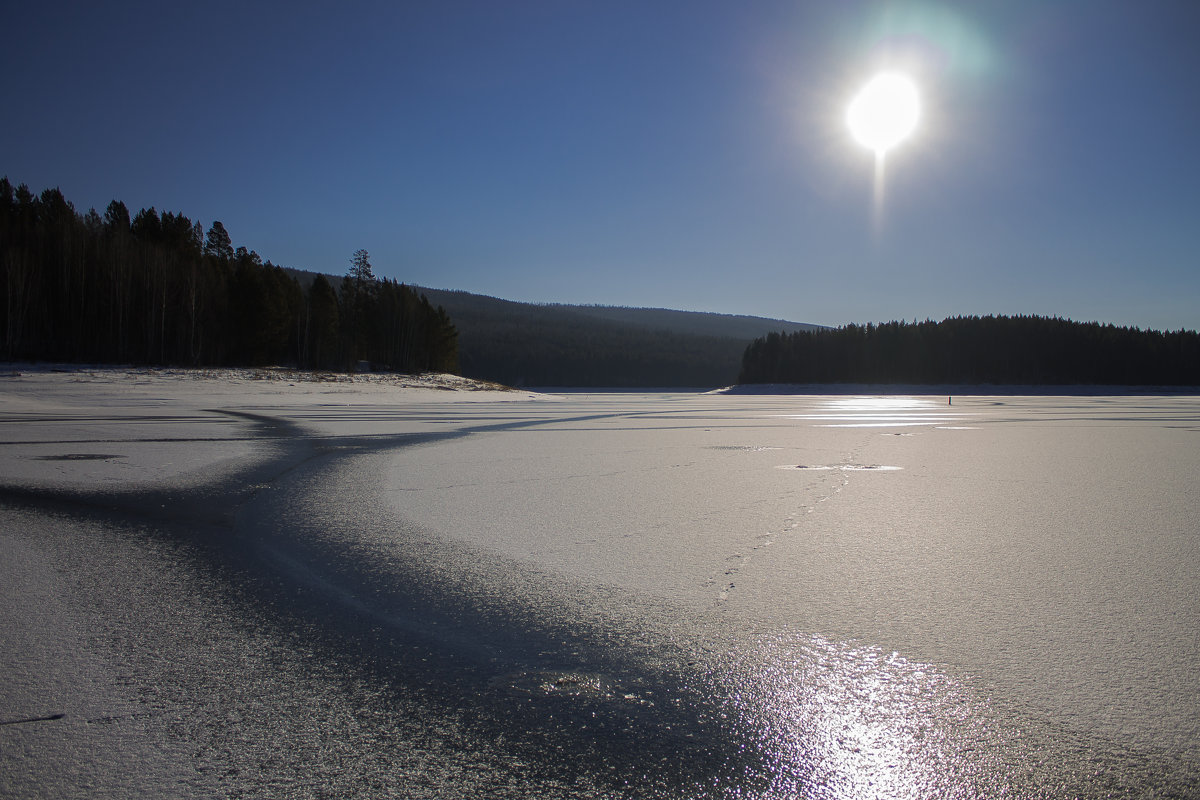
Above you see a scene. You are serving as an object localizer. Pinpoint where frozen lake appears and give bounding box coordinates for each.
[2,370,1198,798]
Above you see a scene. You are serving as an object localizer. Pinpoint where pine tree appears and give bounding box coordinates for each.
[349,248,375,283]
[204,221,234,261]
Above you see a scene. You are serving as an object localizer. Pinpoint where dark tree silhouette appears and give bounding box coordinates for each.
[349,248,375,283]
[333,250,458,373]
[204,221,234,261]
[0,180,459,375]
[739,316,1200,386]
[303,274,340,369]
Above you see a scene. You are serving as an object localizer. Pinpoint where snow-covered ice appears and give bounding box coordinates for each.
[2,368,1198,798]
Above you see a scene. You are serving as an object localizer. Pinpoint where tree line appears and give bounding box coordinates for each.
[739,315,1200,386]
[0,179,457,372]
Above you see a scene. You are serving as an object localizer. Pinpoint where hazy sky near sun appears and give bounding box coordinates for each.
[4,1,1198,330]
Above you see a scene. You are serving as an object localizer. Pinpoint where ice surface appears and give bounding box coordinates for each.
[383,391,1200,755]
[2,369,1198,798]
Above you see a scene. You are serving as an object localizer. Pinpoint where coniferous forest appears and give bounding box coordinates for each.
[0,179,458,373]
[739,316,1200,386]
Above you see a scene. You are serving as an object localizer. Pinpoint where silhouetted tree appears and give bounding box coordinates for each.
[204,221,234,262]
[349,248,375,283]
[304,273,340,369]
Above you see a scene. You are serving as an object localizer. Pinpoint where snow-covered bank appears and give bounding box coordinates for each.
[0,363,536,402]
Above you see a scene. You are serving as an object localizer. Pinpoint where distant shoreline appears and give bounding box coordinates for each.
[721,382,1200,396]
[5,364,1197,396]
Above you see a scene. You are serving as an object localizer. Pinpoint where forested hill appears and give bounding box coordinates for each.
[739,315,1200,386]
[280,273,820,387]
[0,179,457,372]
[412,288,821,387]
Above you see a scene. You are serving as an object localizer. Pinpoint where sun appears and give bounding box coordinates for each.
[846,72,921,156]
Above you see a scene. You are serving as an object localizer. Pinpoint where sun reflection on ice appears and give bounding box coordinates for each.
[773,397,970,428]
[824,397,935,411]
[703,632,1019,799]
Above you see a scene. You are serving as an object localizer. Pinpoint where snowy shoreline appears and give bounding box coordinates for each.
[0,361,519,393]
[720,381,1200,396]
[8,364,1196,398]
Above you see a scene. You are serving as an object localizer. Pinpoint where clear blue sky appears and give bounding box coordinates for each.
[4,1,1198,331]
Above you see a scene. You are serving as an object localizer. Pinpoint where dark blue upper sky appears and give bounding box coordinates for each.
[5,1,1198,330]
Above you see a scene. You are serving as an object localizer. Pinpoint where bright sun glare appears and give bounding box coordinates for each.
[846,72,921,156]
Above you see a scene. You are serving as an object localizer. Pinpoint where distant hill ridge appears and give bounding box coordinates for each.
[288,269,819,387]
[415,287,819,338]
[407,287,821,388]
